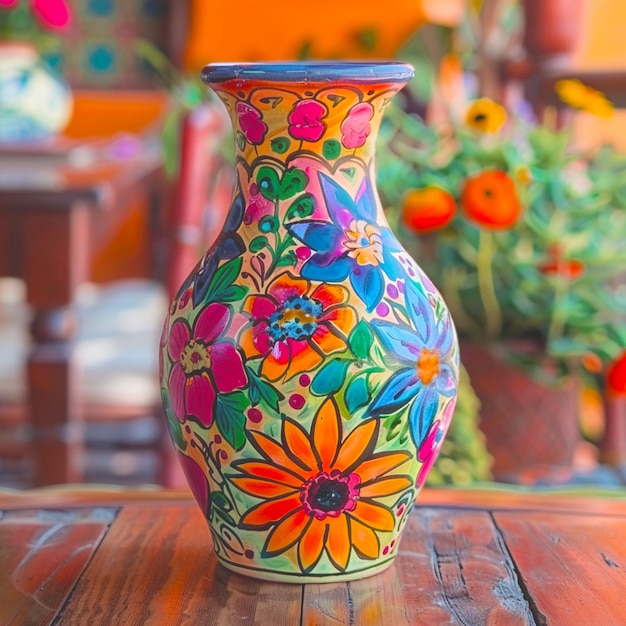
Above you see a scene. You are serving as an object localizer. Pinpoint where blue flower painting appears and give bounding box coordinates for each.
[287,173,403,312]
[367,283,458,448]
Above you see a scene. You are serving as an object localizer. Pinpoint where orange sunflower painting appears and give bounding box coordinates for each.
[230,397,413,573]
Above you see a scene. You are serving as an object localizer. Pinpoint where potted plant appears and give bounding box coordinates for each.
[376,79,626,480]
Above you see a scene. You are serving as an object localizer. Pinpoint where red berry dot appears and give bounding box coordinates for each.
[245,549,254,559]
[296,246,311,260]
[383,546,390,555]
[248,408,263,423]
[299,374,311,386]
[214,434,222,444]
[289,394,305,410]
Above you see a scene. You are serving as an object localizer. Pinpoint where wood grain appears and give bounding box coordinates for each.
[3,491,626,624]
[56,504,303,625]
[494,510,626,625]
[0,507,114,625]
[301,507,534,625]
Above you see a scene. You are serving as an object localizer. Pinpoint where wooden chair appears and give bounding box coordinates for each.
[0,97,233,489]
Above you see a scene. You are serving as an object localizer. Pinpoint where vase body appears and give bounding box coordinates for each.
[0,42,73,143]
[160,62,460,582]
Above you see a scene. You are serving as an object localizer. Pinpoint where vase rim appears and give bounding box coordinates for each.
[201,61,415,85]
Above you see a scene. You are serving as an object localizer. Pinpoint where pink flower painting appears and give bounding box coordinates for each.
[288,98,328,142]
[166,303,247,426]
[340,102,374,149]
[237,102,268,145]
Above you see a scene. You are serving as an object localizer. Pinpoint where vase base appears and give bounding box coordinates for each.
[217,555,396,583]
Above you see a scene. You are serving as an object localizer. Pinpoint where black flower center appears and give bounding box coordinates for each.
[301,471,359,519]
[309,479,349,511]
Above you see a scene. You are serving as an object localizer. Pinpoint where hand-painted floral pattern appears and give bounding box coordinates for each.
[416,398,456,487]
[230,397,413,572]
[340,102,374,149]
[178,451,211,516]
[287,98,328,142]
[183,192,246,307]
[236,102,268,145]
[239,272,357,381]
[160,64,459,581]
[368,283,458,448]
[167,302,247,426]
[288,172,403,311]
[243,182,274,225]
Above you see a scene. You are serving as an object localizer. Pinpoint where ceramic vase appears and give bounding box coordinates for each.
[0,42,73,143]
[160,62,460,583]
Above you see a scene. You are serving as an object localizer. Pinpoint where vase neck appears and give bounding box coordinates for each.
[203,62,413,167]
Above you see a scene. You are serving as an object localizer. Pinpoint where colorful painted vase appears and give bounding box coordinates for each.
[160,62,460,583]
[0,42,73,143]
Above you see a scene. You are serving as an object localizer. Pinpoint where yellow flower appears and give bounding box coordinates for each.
[515,165,533,185]
[555,79,614,119]
[343,219,384,266]
[464,98,506,133]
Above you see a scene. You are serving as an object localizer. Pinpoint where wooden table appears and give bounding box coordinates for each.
[2,486,626,625]
[0,142,164,486]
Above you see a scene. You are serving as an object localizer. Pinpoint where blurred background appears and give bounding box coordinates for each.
[1,0,625,491]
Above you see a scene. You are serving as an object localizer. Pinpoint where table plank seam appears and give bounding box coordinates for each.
[50,507,120,626]
[489,511,547,626]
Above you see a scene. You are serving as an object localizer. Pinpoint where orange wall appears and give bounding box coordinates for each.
[182,0,426,70]
[572,0,626,151]
[573,0,626,69]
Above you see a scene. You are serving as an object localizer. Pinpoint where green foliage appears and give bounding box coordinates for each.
[377,105,626,377]
[203,257,248,304]
[215,392,249,451]
[246,366,284,414]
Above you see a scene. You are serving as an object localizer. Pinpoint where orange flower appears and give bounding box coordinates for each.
[581,353,603,374]
[539,244,584,279]
[539,259,584,279]
[460,169,521,229]
[239,273,357,381]
[607,351,626,396]
[231,398,413,573]
[401,186,456,233]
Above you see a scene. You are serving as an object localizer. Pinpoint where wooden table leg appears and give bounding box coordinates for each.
[21,204,90,486]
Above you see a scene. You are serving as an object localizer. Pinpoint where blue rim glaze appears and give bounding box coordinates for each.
[201,62,414,85]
